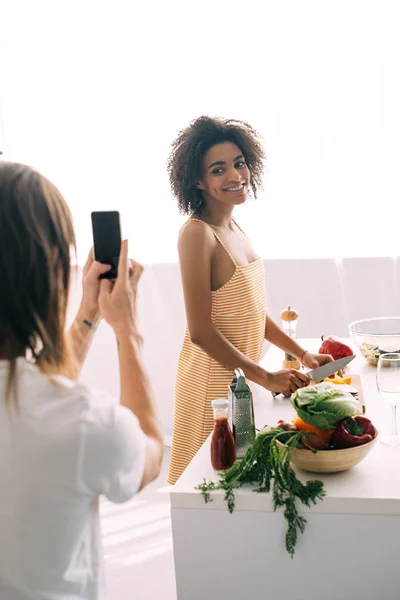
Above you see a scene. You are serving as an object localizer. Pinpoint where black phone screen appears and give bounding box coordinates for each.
[91,211,121,279]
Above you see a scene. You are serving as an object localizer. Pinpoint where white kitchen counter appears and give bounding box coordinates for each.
[170,339,400,600]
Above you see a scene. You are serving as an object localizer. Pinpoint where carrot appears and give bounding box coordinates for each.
[292,416,334,444]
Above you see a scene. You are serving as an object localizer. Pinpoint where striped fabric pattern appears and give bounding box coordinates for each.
[168,220,266,485]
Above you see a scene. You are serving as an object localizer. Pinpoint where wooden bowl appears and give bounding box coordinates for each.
[276,433,378,473]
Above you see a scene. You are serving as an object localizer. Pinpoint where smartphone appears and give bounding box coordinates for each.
[91,211,121,279]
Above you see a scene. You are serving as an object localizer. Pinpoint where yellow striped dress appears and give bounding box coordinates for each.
[168,219,266,485]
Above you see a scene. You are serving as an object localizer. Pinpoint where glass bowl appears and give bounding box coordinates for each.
[348,317,400,366]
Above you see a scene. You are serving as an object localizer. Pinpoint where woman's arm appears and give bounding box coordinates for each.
[264,314,307,361]
[65,305,99,380]
[264,314,334,371]
[66,250,111,379]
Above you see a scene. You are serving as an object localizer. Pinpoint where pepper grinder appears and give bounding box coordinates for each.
[280,305,300,369]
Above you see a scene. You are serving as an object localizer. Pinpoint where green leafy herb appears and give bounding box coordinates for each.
[196,428,325,557]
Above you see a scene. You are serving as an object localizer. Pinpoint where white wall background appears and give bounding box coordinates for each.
[1,0,400,263]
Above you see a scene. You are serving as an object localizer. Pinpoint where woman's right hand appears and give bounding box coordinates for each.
[98,239,144,335]
[263,369,310,397]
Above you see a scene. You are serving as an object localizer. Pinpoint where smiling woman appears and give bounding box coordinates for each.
[199,145,252,205]
[167,116,265,216]
[166,116,334,484]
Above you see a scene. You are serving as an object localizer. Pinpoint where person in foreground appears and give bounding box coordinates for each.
[0,161,164,599]
[167,116,333,484]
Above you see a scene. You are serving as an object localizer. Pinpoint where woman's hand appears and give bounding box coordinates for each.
[80,248,111,323]
[301,351,345,377]
[301,352,333,369]
[264,369,310,397]
[301,352,334,370]
[98,240,144,335]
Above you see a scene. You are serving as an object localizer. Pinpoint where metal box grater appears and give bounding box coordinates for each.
[229,368,255,459]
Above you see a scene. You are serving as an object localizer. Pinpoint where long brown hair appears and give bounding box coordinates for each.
[0,161,76,407]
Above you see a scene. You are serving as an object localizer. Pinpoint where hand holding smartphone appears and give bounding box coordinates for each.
[91,211,121,279]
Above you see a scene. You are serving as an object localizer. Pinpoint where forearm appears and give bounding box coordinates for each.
[65,304,100,380]
[116,325,164,450]
[264,314,307,362]
[192,324,267,387]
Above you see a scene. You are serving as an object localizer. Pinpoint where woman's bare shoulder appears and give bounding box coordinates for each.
[178,218,216,255]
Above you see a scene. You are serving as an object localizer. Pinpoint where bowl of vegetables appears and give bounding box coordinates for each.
[275,382,378,473]
[348,316,400,366]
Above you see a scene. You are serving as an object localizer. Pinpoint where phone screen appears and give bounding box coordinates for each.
[91,211,121,279]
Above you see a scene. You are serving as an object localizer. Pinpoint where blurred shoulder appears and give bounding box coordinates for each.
[178,218,216,255]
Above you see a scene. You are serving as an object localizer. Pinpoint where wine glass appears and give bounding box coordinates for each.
[376,353,400,446]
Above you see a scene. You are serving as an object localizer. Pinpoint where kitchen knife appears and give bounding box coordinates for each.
[272,354,356,398]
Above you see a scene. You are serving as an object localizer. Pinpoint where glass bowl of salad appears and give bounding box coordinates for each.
[348,317,400,365]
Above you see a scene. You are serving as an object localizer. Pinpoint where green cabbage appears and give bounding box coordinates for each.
[291,382,363,430]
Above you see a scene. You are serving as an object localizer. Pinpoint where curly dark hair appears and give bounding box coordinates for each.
[167,116,266,215]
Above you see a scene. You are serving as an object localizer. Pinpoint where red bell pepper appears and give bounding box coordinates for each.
[333,416,376,449]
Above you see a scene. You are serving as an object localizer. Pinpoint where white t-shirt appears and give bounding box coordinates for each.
[0,358,146,600]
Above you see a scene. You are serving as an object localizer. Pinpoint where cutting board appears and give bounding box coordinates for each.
[347,373,365,413]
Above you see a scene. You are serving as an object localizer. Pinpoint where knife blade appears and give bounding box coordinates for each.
[306,355,355,382]
[272,354,356,398]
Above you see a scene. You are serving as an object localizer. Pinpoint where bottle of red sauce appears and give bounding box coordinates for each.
[210,399,236,470]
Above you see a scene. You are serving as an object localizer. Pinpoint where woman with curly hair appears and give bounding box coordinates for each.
[167,116,333,484]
